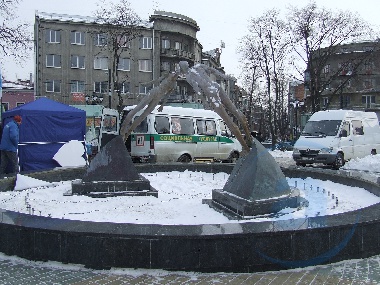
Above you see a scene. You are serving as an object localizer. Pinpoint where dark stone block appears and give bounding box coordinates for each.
[82,136,140,182]
[223,138,290,201]
[211,187,301,217]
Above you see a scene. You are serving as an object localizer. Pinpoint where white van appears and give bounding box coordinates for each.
[292,110,380,169]
[124,105,242,163]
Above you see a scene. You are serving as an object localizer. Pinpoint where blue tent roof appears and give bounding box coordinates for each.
[2,98,86,171]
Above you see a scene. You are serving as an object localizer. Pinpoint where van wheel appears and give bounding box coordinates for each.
[228,152,239,163]
[332,153,344,170]
[177,154,191,163]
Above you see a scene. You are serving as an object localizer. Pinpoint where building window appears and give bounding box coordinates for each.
[118,58,130,71]
[339,62,353,76]
[363,46,374,52]
[16,102,25,107]
[341,95,351,108]
[139,37,152,49]
[71,55,85,69]
[362,95,375,108]
[71,31,85,45]
[138,59,152,72]
[94,57,108,70]
[94,81,108,93]
[162,39,170,49]
[70,80,85,93]
[322,97,329,107]
[119,82,130,94]
[161,61,170,71]
[117,35,131,48]
[46,80,61,92]
[175,41,182,50]
[45,29,60,43]
[94,33,107,46]
[46,54,61,68]
[363,60,373,72]
[2,103,9,111]
[139,84,153,94]
[363,78,374,89]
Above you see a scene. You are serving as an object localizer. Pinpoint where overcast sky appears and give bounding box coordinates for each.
[2,0,380,83]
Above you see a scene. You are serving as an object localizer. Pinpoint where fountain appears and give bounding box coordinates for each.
[0,62,380,272]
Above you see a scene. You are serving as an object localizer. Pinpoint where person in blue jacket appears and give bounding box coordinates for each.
[0,115,22,175]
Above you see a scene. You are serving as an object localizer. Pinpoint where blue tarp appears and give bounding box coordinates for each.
[2,98,86,171]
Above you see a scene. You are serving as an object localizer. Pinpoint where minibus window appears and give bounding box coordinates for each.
[102,115,118,132]
[172,117,194,135]
[196,119,216,135]
[302,120,341,136]
[352,120,364,135]
[155,116,170,134]
[133,116,148,133]
[220,121,232,137]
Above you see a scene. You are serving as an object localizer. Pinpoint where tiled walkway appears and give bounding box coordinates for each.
[0,253,379,284]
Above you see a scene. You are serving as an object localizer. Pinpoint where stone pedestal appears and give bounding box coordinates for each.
[71,136,157,198]
[208,138,303,218]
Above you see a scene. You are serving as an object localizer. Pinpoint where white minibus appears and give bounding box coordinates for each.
[293,110,380,169]
[124,105,242,163]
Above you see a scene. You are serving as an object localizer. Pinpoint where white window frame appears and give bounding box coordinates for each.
[70,80,85,93]
[46,30,60,43]
[94,81,108,93]
[71,31,85,45]
[71,55,85,69]
[175,41,182,50]
[141,37,152,49]
[118,58,130,71]
[46,54,61,68]
[117,35,131,48]
[94,57,108,70]
[120,82,130,94]
[94,33,107,46]
[46,80,61,93]
[138,59,152,72]
[162,39,170,49]
[139,84,153,94]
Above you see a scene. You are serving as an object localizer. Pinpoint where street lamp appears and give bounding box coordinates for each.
[289,99,304,139]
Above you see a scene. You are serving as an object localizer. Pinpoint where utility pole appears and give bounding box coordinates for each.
[108,68,112,109]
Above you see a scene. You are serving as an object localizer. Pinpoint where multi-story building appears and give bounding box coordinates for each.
[34,11,215,107]
[308,40,380,119]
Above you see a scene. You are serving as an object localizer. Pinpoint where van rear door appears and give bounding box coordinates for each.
[98,108,120,151]
[339,120,354,159]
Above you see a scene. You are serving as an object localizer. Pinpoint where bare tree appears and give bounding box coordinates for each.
[288,1,374,112]
[94,0,142,110]
[239,9,292,148]
[0,0,32,63]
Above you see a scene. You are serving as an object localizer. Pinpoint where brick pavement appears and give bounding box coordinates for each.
[0,253,379,284]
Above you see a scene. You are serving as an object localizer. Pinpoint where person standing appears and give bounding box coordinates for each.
[0,115,22,175]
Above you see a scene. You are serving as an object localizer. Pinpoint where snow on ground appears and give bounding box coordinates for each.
[1,151,380,225]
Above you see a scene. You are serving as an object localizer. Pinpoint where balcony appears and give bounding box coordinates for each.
[160,49,195,60]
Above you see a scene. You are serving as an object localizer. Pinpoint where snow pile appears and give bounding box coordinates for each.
[341,154,380,172]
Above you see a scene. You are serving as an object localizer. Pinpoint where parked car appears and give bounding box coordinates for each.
[275,141,295,151]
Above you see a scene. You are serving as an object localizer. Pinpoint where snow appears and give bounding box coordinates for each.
[1,151,380,225]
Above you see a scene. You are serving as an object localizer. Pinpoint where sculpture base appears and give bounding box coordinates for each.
[71,174,158,198]
[207,187,304,219]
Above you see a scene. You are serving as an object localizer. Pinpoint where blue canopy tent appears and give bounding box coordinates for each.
[2,98,86,171]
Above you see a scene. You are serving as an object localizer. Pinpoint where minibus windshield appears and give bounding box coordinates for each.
[301,120,341,136]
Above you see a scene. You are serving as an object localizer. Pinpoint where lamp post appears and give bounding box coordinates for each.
[290,100,304,139]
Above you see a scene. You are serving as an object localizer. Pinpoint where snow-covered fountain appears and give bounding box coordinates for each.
[1,62,380,272]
